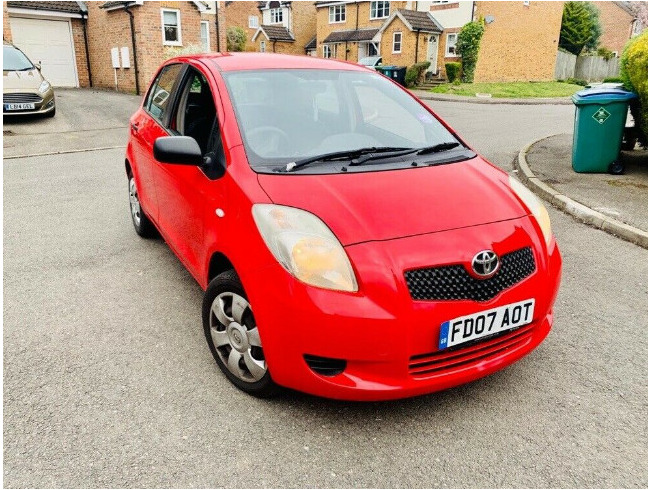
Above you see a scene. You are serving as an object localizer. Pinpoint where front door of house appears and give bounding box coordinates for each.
[427,35,438,73]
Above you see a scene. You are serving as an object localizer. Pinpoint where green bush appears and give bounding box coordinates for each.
[596,46,615,61]
[456,21,484,83]
[603,76,623,83]
[567,77,588,86]
[226,26,246,52]
[405,61,431,87]
[620,29,648,147]
[445,62,461,82]
[559,2,599,55]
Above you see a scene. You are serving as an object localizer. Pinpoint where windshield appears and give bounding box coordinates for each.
[3,46,34,71]
[223,69,464,173]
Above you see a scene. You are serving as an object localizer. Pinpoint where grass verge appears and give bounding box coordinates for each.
[430,81,584,98]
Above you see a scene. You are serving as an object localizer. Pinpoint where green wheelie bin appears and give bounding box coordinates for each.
[571,87,637,174]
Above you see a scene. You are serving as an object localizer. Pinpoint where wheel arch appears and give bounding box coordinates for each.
[207,251,236,287]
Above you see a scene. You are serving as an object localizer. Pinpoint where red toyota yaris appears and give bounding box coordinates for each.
[125,53,561,401]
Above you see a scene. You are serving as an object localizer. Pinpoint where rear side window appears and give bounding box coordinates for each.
[145,63,183,123]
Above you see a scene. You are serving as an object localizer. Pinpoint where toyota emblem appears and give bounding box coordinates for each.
[471,250,500,278]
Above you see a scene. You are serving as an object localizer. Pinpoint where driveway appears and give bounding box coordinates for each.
[3,90,647,488]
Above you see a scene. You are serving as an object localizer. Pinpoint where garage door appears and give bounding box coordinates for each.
[9,17,78,87]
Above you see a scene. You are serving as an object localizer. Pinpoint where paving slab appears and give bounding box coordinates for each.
[526,133,648,232]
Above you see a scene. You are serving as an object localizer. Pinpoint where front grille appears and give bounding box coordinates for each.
[408,325,534,377]
[405,247,536,302]
[3,93,43,104]
[304,354,346,377]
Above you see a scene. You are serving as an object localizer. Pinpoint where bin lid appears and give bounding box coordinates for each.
[572,87,637,105]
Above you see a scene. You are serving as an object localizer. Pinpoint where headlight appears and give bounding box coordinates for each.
[509,176,552,246]
[252,204,358,292]
[38,81,51,94]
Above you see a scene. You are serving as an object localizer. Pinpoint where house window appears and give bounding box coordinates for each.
[249,15,259,28]
[323,44,336,58]
[370,1,390,19]
[270,7,283,24]
[161,8,182,46]
[329,4,346,23]
[431,1,452,3]
[392,32,402,53]
[200,21,210,51]
[446,33,457,56]
[260,41,266,52]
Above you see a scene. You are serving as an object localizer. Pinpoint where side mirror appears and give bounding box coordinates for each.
[153,136,203,165]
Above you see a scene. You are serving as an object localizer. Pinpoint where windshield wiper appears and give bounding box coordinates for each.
[416,142,460,155]
[277,147,410,172]
[348,142,462,167]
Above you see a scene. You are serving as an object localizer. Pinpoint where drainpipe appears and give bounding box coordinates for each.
[215,2,221,52]
[272,40,277,52]
[81,11,92,87]
[415,29,420,63]
[125,6,140,95]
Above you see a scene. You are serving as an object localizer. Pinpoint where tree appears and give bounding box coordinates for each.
[559,2,594,55]
[582,2,602,52]
[620,30,648,147]
[456,21,484,83]
[226,27,246,52]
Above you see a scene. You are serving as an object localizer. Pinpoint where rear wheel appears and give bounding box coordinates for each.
[128,175,156,237]
[202,270,278,397]
[608,160,625,175]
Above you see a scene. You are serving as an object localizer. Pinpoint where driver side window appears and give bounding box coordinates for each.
[172,68,218,156]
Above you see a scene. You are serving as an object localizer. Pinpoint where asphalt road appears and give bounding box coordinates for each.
[3,89,647,488]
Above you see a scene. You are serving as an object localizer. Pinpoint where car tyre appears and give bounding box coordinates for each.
[202,270,279,398]
[128,174,157,237]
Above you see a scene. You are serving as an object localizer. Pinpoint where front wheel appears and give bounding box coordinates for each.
[608,160,625,175]
[202,270,278,397]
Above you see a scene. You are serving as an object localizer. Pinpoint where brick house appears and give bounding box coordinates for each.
[225,1,316,55]
[595,1,642,57]
[372,9,443,71]
[3,0,227,94]
[316,1,408,62]
[472,1,564,83]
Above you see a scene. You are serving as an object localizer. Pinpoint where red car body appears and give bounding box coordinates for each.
[126,53,561,401]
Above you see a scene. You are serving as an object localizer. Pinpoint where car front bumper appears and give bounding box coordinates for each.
[3,89,55,115]
[244,216,562,401]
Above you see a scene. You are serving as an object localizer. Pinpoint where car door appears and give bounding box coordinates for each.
[130,63,185,223]
[151,63,226,282]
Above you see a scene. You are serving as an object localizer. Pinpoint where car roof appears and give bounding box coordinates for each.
[180,52,371,73]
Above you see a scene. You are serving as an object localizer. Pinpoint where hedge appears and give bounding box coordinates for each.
[405,61,431,88]
[445,62,461,82]
[456,21,485,83]
[620,29,648,147]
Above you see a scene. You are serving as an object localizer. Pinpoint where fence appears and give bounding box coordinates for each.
[555,50,620,81]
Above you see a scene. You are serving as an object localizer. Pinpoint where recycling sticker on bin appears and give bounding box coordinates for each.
[592,107,611,124]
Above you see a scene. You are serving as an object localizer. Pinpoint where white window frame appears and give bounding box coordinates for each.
[370,1,390,20]
[446,32,457,56]
[248,15,259,28]
[392,31,402,53]
[260,40,266,52]
[161,8,182,46]
[270,7,283,24]
[200,20,210,51]
[329,5,346,23]
[323,44,336,58]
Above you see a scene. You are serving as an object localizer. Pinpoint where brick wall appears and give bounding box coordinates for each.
[596,1,635,56]
[71,19,90,87]
[87,1,206,94]
[3,1,11,42]
[225,0,261,50]
[473,1,564,82]
[290,1,317,55]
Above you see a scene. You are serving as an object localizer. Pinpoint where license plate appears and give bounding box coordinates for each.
[4,103,35,111]
[439,299,535,350]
